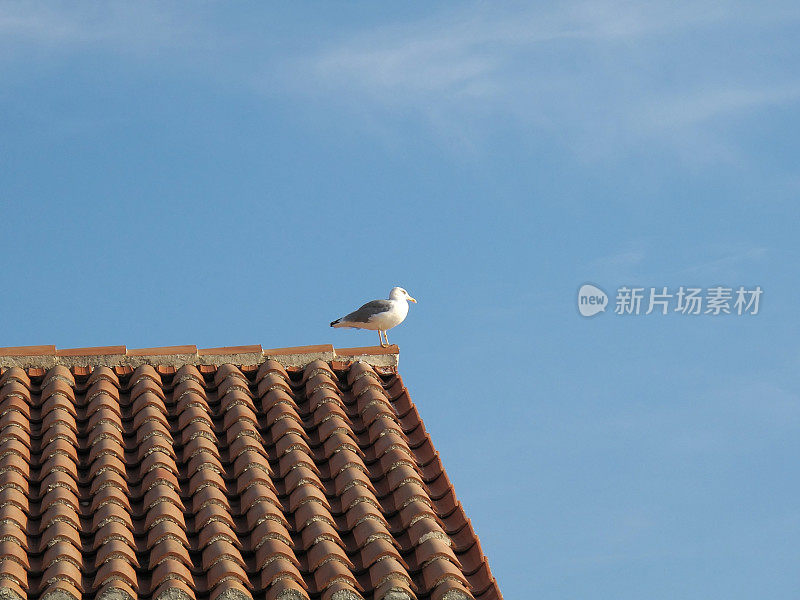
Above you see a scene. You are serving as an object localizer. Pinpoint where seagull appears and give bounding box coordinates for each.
[331,287,417,347]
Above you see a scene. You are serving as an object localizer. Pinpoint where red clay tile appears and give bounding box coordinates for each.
[264,344,334,356]
[416,537,461,569]
[56,345,127,356]
[259,557,306,591]
[422,557,470,592]
[72,365,92,376]
[475,584,503,600]
[40,558,83,590]
[91,503,131,533]
[432,580,473,600]
[366,417,404,442]
[151,558,194,590]
[1,391,31,420]
[188,469,226,496]
[97,581,138,600]
[333,468,375,499]
[256,359,289,381]
[146,520,185,550]
[0,540,29,568]
[199,520,241,549]
[153,580,197,600]
[467,561,497,595]
[44,521,82,549]
[0,523,27,549]
[346,360,381,382]
[368,556,414,591]
[128,345,198,356]
[371,435,415,464]
[266,578,308,600]
[313,558,359,594]
[95,538,138,568]
[0,553,28,587]
[220,390,258,418]
[175,363,205,384]
[361,537,403,567]
[0,345,56,356]
[274,431,311,456]
[303,373,338,396]
[307,539,353,572]
[257,373,294,399]
[87,366,120,386]
[199,344,263,355]
[86,381,122,409]
[361,405,397,430]
[202,539,247,570]
[335,344,399,356]
[299,518,341,549]
[250,519,292,552]
[42,542,80,572]
[210,580,252,600]
[352,375,387,400]
[42,367,76,389]
[254,537,299,570]
[288,484,329,513]
[322,431,363,458]
[0,356,501,600]
[0,454,29,481]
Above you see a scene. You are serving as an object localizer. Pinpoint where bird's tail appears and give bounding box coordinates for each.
[330,319,341,327]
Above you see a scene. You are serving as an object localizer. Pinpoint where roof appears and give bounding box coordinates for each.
[0,344,502,600]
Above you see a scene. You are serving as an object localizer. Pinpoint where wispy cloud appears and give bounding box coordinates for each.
[584,242,769,283]
[587,244,647,280]
[590,249,646,269]
[285,1,800,159]
[3,2,799,162]
[675,246,768,280]
[638,87,800,131]
[0,3,195,55]
[301,2,729,96]
[0,4,80,41]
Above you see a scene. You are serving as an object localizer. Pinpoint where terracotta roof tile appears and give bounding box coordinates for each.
[55,345,127,357]
[199,344,263,355]
[335,344,399,356]
[127,345,198,356]
[0,349,501,600]
[0,345,56,357]
[264,343,334,356]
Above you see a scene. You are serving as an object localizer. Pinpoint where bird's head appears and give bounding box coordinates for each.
[390,287,417,303]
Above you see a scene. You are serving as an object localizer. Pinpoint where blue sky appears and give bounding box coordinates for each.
[2,2,799,598]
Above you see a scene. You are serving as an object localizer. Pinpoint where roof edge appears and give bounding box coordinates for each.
[0,344,399,369]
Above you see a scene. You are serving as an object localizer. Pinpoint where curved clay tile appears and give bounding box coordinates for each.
[0,358,501,600]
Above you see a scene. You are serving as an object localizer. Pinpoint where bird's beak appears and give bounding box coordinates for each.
[408,296,417,303]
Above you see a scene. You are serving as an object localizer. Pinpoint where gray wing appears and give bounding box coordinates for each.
[343,299,393,323]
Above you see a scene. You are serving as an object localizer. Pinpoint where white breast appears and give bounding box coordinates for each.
[368,299,409,330]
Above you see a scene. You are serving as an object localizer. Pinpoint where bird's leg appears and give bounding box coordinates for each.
[378,331,384,347]
[384,331,390,347]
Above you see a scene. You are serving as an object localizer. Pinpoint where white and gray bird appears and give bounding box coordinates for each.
[330,287,417,347]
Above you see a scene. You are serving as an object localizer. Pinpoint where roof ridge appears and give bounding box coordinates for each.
[0,343,399,369]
